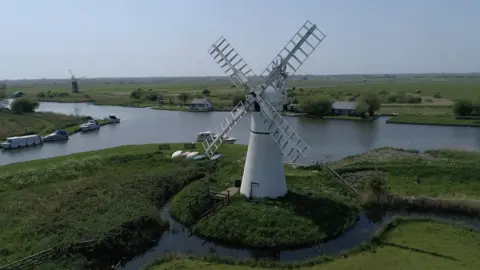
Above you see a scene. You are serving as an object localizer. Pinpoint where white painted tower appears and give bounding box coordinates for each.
[202,20,326,199]
[241,86,287,198]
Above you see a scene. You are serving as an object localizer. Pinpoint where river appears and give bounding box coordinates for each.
[2,101,480,165]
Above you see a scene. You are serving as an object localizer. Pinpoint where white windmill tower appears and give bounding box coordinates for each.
[203,20,326,199]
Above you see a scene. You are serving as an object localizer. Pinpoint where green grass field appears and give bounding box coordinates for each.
[0,143,209,269]
[1,144,480,269]
[5,79,480,115]
[0,109,88,139]
[148,219,480,270]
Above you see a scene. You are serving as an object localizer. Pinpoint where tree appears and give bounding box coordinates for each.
[145,92,158,101]
[0,89,7,108]
[231,92,246,107]
[130,88,143,99]
[10,98,39,113]
[453,99,473,115]
[300,96,333,118]
[202,89,211,96]
[359,92,381,117]
[473,100,480,114]
[355,100,369,118]
[178,92,190,104]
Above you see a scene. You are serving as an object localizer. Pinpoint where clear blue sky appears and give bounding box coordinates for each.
[1,0,479,79]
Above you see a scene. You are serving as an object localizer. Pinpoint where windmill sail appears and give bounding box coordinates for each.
[259,20,326,93]
[252,93,309,164]
[209,36,256,88]
[203,37,258,157]
[204,20,325,164]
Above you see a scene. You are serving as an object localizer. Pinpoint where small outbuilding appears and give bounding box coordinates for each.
[331,101,357,116]
[189,98,213,111]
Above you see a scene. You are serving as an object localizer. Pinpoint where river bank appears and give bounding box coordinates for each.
[0,109,88,140]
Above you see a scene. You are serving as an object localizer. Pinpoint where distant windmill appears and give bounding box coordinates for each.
[204,20,326,198]
[69,69,86,93]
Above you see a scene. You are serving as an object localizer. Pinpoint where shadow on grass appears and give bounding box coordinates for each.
[279,191,358,240]
[379,241,459,261]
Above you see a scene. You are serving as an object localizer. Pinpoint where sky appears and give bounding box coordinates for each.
[1,0,479,79]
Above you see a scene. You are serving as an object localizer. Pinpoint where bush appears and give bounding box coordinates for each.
[453,99,473,115]
[37,92,45,98]
[145,92,158,102]
[178,92,190,104]
[299,96,333,117]
[10,98,39,113]
[385,92,421,104]
[358,93,381,116]
[130,88,143,99]
[473,100,480,114]
[433,92,442,98]
[355,100,369,118]
[202,89,211,96]
[232,92,246,106]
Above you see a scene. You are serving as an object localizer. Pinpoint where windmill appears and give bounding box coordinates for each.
[68,69,86,93]
[204,20,326,198]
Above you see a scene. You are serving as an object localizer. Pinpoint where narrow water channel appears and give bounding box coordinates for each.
[120,203,480,269]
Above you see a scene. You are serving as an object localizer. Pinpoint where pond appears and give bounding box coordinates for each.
[2,101,480,165]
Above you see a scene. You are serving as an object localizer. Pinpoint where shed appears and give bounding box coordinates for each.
[189,98,213,111]
[331,101,357,116]
[11,91,24,98]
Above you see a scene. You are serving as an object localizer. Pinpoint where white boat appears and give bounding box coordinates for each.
[80,120,100,132]
[196,131,237,144]
[186,152,199,160]
[42,130,69,142]
[1,135,43,150]
[104,114,120,123]
[172,150,183,159]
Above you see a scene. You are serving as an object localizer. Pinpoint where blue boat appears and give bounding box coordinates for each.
[42,130,69,142]
[193,154,207,160]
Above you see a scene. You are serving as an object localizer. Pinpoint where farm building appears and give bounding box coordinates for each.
[331,101,357,116]
[11,91,24,98]
[189,98,213,111]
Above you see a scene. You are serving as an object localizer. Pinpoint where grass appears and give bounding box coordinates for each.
[147,218,480,270]
[6,78,480,114]
[0,143,210,269]
[170,145,359,248]
[328,147,480,200]
[0,109,88,139]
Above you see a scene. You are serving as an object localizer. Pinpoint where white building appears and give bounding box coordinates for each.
[189,98,213,111]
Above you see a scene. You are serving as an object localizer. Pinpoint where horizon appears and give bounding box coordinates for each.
[4,72,480,82]
[1,0,480,80]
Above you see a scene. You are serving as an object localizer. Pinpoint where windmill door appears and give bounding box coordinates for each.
[250,182,259,198]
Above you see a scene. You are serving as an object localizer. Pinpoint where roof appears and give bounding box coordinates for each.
[332,101,357,110]
[190,98,211,105]
[12,91,23,95]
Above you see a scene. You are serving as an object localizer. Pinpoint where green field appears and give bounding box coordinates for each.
[0,109,88,139]
[149,219,480,270]
[5,79,480,118]
[0,143,209,269]
[1,144,480,269]
[5,77,480,125]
